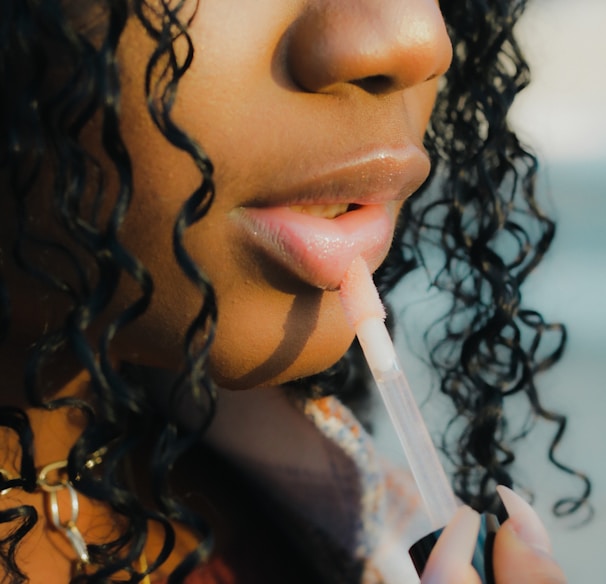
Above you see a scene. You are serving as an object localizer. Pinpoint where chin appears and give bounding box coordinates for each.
[209,327,355,391]
[201,282,356,391]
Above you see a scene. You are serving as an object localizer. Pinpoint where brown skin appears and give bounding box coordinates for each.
[110,0,451,388]
[0,1,566,583]
[0,0,451,580]
[2,0,451,390]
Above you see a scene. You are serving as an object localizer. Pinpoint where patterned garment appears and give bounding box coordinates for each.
[199,387,426,584]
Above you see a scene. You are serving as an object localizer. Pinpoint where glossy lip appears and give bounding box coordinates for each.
[232,146,430,290]
[244,146,430,207]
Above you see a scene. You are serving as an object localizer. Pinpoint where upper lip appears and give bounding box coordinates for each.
[242,144,431,209]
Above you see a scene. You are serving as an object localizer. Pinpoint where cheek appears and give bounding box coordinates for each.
[412,79,441,135]
[184,215,356,389]
[111,148,357,386]
[109,13,434,387]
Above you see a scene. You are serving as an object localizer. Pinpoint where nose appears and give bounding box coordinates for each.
[286,0,453,95]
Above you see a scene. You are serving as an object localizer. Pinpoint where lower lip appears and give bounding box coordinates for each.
[233,204,396,290]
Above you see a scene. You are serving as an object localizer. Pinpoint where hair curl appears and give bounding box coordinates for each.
[376,0,591,518]
[1,0,215,581]
[0,0,591,582]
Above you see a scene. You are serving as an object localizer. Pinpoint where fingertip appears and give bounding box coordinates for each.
[493,521,567,584]
[496,485,552,555]
[421,506,482,584]
[494,486,567,583]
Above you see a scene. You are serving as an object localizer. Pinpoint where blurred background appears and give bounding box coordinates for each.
[375,0,606,580]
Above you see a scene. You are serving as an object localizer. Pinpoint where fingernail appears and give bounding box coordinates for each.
[496,485,552,555]
[421,506,481,583]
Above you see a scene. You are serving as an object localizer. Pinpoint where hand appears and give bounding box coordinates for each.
[420,486,567,583]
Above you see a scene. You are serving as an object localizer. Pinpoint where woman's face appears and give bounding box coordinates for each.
[76,0,452,389]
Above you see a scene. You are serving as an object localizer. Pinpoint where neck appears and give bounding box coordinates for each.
[0,365,195,584]
[0,322,92,468]
[0,365,111,583]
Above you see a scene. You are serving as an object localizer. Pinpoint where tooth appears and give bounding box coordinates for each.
[289,204,349,219]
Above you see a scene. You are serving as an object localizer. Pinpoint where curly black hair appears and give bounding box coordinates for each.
[376,0,591,517]
[1,0,215,581]
[0,0,591,582]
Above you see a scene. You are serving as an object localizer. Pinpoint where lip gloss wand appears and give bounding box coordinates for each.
[339,257,497,582]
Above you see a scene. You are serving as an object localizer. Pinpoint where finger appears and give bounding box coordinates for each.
[421,506,483,584]
[493,486,567,584]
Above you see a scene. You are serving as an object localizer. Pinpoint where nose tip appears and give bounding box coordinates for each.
[286,0,453,95]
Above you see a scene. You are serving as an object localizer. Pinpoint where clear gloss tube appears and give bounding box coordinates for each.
[355,317,459,531]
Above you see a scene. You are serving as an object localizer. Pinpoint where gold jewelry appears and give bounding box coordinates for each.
[0,468,12,496]
[0,447,151,582]
[38,460,90,565]
[0,458,92,570]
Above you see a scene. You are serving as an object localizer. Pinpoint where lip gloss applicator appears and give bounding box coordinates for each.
[339,256,497,582]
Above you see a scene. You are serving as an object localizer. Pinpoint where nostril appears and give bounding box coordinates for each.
[351,74,393,95]
[285,1,452,96]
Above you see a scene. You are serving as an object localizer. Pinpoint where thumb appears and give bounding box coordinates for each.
[420,506,483,584]
[493,486,567,584]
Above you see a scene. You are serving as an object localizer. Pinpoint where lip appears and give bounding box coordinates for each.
[232,146,430,290]
[245,146,430,207]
